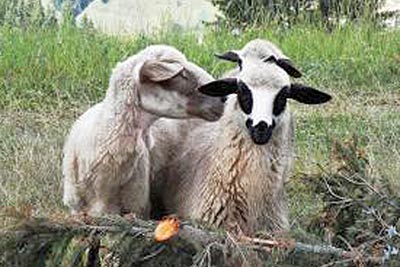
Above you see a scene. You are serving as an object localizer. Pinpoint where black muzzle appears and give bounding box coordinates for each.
[246,120,276,145]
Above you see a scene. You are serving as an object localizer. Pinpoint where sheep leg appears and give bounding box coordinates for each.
[119,169,151,218]
[89,199,120,215]
[89,185,121,215]
[88,171,125,215]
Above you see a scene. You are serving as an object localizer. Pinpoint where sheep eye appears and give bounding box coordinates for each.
[273,86,288,116]
[180,69,189,80]
[237,82,253,115]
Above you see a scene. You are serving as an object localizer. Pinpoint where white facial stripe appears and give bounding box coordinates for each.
[249,90,276,126]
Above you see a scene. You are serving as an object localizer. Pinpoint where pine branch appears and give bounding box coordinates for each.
[0,214,390,267]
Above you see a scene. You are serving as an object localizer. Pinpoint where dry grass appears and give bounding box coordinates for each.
[0,110,76,215]
[1,89,399,225]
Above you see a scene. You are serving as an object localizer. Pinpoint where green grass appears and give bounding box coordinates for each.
[0,22,399,226]
[1,23,399,110]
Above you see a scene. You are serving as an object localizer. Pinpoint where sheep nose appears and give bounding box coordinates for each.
[248,120,276,145]
[253,120,275,131]
[254,121,268,131]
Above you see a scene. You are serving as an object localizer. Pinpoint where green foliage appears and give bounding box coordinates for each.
[1,22,399,110]
[0,1,399,111]
[0,0,57,28]
[319,0,384,21]
[0,26,138,110]
[212,0,386,26]
[305,136,400,264]
[0,214,217,267]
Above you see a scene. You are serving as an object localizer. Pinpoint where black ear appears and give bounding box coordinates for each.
[215,51,241,63]
[276,59,302,78]
[198,78,238,97]
[263,55,278,63]
[262,56,302,78]
[288,83,332,104]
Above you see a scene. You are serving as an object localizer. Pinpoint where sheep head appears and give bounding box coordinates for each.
[216,39,302,78]
[198,59,331,145]
[137,45,224,122]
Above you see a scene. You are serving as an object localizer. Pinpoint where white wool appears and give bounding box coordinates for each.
[151,57,295,234]
[62,45,222,216]
[239,38,289,60]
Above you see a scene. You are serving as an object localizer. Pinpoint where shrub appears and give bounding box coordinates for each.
[212,0,386,27]
[0,0,57,28]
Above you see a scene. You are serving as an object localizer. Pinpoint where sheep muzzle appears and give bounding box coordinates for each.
[247,120,276,145]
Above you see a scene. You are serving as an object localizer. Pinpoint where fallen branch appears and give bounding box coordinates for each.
[0,214,390,267]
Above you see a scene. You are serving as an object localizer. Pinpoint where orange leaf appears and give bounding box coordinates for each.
[154,217,180,242]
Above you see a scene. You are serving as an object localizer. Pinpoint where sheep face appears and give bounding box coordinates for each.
[137,57,224,122]
[198,60,331,145]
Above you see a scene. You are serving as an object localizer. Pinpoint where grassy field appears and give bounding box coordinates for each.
[1,22,399,231]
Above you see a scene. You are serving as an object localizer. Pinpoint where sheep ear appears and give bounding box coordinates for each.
[263,56,302,78]
[276,59,302,78]
[215,51,241,63]
[198,78,238,97]
[139,59,184,83]
[263,55,277,63]
[288,83,332,104]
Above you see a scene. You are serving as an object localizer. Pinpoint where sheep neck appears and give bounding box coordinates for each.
[198,117,287,234]
[105,57,159,137]
[91,89,157,182]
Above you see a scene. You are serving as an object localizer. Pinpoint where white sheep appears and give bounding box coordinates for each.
[151,51,331,235]
[62,45,224,217]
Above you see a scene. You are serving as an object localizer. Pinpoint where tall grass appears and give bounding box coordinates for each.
[1,23,399,110]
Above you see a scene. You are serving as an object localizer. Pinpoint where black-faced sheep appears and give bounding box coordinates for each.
[151,46,331,235]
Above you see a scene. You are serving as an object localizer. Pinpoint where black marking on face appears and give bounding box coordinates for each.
[249,121,276,145]
[273,86,289,116]
[237,81,253,115]
[245,118,253,129]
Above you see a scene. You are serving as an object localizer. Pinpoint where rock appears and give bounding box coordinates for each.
[75,0,221,35]
[379,0,400,28]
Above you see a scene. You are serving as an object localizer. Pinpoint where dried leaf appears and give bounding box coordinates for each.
[154,217,180,242]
